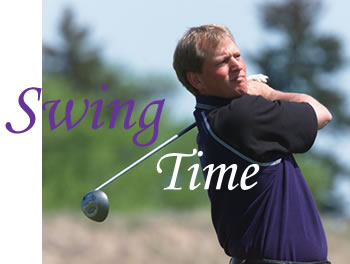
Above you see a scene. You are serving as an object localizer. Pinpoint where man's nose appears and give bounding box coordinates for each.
[229,57,242,70]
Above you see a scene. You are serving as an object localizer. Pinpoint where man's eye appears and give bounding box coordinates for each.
[219,58,229,65]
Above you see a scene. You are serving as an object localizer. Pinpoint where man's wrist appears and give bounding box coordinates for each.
[267,88,278,101]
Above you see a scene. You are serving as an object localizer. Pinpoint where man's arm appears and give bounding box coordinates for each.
[247,81,332,130]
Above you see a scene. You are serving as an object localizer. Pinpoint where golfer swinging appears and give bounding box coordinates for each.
[173,24,332,264]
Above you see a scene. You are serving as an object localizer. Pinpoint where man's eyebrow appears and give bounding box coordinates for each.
[215,51,240,58]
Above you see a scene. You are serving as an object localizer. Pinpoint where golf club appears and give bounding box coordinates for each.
[81,122,196,222]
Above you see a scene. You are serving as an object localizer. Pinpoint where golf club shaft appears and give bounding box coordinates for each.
[95,122,196,190]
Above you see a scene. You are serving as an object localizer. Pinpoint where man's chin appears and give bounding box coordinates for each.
[232,84,247,96]
[227,89,245,99]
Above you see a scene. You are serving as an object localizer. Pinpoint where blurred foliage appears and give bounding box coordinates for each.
[43,8,208,212]
[250,0,349,213]
[43,9,110,92]
[295,154,334,211]
[43,8,176,100]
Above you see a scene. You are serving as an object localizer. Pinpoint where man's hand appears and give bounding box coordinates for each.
[247,74,269,83]
[247,80,275,100]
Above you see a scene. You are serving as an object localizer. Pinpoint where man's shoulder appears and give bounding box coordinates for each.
[221,93,273,111]
[195,93,275,128]
[208,94,270,122]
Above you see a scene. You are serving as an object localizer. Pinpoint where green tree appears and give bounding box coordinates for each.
[43,8,111,91]
[250,0,349,212]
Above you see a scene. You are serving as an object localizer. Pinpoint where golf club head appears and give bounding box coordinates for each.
[81,190,109,222]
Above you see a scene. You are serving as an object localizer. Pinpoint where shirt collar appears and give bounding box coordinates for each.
[195,95,232,110]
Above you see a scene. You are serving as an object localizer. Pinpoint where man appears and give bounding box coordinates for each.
[173,24,332,264]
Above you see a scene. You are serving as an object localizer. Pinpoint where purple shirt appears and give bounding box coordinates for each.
[194,94,328,262]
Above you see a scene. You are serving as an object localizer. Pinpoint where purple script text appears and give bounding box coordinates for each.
[6,87,164,147]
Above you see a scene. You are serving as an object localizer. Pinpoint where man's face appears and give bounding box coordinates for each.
[195,37,247,98]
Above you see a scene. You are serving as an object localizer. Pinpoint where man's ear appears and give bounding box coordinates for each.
[187,72,204,92]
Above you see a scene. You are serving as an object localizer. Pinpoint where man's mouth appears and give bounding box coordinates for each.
[230,75,246,82]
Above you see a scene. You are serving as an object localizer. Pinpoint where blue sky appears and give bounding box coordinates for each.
[43,0,350,74]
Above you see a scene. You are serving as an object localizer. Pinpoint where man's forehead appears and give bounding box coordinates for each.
[205,38,239,57]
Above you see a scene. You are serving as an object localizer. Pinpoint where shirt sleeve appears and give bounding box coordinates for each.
[206,94,318,163]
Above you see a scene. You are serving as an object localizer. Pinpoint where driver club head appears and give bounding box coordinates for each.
[81,190,109,222]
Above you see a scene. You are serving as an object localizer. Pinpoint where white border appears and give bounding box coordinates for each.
[0,1,42,263]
